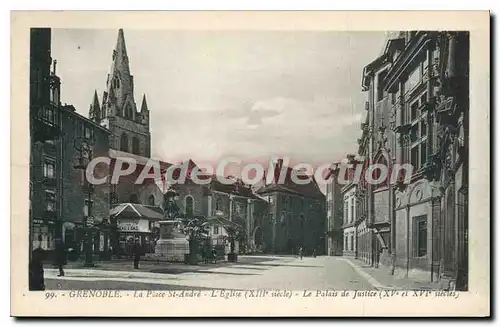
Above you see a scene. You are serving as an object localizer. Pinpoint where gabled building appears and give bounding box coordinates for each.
[256,159,326,255]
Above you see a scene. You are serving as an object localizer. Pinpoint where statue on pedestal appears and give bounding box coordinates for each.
[154,187,189,261]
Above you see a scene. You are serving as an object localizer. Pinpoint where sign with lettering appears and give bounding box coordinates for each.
[118,219,150,233]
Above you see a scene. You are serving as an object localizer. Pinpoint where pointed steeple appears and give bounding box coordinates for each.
[116,29,128,59]
[89,90,101,122]
[109,28,130,78]
[140,94,148,112]
[101,28,137,119]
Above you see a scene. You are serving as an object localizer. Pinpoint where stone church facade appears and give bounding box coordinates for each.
[89,29,151,159]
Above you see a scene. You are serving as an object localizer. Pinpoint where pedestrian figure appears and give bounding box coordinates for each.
[133,238,141,269]
[312,248,316,258]
[29,236,46,290]
[201,247,209,264]
[54,238,67,277]
[212,248,217,264]
[299,246,303,260]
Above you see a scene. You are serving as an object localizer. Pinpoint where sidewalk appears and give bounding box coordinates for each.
[341,257,444,291]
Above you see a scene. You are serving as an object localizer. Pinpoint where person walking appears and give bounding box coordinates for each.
[133,238,142,269]
[29,236,46,290]
[54,238,67,277]
[212,247,217,264]
[299,246,303,260]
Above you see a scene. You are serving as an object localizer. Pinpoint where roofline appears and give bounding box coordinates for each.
[61,105,111,134]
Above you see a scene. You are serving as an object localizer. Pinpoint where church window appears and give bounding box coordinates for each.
[120,133,128,152]
[113,76,120,89]
[132,137,140,155]
[125,103,133,119]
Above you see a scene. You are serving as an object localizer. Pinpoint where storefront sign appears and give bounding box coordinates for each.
[118,219,150,233]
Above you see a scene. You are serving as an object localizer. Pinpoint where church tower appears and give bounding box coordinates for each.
[90,29,151,158]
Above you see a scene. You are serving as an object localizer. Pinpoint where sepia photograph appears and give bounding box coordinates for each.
[11,11,490,317]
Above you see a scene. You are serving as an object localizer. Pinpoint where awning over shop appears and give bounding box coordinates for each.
[110,203,164,220]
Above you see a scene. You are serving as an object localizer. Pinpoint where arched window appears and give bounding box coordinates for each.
[120,133,128,152]
[185,196,194,217]
[113,76,120,89]
[132,137,140,155]
[148,195,155,206]
[125,103,133,119]
[129,194,139,204]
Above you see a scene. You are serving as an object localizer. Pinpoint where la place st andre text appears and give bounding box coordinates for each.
[132,290,289,299]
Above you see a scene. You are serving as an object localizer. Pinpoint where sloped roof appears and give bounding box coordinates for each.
[257,164,325,200]
[110,203,164,220]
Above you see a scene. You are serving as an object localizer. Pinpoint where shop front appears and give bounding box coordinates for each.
[110,203,163,257]
[31,219,57,252]
[117,218,159,255]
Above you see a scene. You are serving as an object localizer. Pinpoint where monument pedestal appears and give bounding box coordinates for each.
[154,220,189,262]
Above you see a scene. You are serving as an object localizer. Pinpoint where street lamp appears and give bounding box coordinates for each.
[73,136,95,267]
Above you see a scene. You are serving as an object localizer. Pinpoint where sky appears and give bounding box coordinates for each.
[51,29,387,169]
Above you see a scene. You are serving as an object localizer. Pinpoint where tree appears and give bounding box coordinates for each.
[218,216,246,254]
[177,214,211,263]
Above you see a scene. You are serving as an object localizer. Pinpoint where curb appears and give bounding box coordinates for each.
[338,257,394,290]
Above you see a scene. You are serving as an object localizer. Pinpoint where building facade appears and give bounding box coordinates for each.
[358,31,469,289]
[257,159,327,255]
[341,184,357,257]
[30,28,62,253]
[326,176,343,256]
[30,28,112,258]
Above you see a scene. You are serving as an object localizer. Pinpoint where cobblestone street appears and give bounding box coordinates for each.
[44,256,375,291]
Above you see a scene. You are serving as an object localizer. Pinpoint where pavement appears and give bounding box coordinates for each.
[43,255,441,291]
[340,257,443,290]
[44,255,374,290]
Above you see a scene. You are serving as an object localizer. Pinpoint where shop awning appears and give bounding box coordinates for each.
[110,203,164,220]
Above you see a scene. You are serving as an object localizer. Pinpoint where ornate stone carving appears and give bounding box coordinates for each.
[398,133,412,147]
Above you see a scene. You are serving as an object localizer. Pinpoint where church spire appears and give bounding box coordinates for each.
[141,94,148,112]
[110,29,130,74]
[89,90,101,122]
[116,28,128,59]
[102,28,137,119]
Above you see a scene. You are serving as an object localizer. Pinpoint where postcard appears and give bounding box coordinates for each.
[11,11,490,317]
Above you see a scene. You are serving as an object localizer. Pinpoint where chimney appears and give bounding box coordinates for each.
[52,59,57,75]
